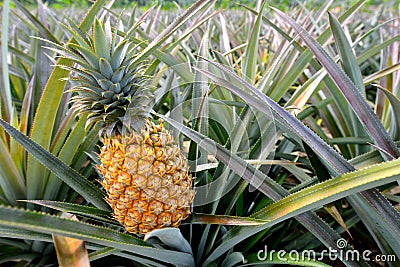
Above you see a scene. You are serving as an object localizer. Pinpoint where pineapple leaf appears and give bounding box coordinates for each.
[328,12,364,94]
[144,228,193,254]
[104,18,113,51]
[190,213,269,225]
[110,40,129,70]
[125,6,152,39]
[165,10,221,54]
[44,113,88,200]
[87,246,175,266]
[93,19,111,61]
[1,0,12,117]
[88,247,118,261]
[374,85,400,141]
[363,63,400,85]
[67,43,100,70]
[63,17,92,49]
[346,194,400,258]
[0,119,109,210]
[357,34,400,65]
[253,157,400,222]
[328,11,369,155]
[221,252,245,267]
[0,138,26,205]
[99,58,114,79]
[111,66,126,83]
[20,200,116,225]
[0,225,52,243]
[242,0,266,83]
[0,205,195,266]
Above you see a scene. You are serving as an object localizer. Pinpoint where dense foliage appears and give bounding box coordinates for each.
[0,0,400,266]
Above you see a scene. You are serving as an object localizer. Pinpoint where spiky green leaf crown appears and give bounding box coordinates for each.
[56,18,153,133]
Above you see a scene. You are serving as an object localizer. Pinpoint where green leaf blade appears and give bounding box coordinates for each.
[93,19,110,61]
[0,119,108,210]
[21,200,115,224]
[255,158,400,222]
[0,205,195,266]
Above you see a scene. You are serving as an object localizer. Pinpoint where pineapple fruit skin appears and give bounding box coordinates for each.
[97,120,194,235]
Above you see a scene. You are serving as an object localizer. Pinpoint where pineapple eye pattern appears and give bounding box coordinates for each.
[97,121,194,235]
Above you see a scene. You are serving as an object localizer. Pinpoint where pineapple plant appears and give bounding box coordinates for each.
[56,18,194,235]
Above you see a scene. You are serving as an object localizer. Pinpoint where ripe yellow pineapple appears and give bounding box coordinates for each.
[97,120,194,234]
[56,18,194,235]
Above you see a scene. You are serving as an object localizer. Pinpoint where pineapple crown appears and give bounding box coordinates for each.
[53,17,153,133]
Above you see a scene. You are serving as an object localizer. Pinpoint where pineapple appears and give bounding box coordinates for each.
[56,18,194,235]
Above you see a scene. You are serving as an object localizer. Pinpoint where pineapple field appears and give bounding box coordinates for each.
[1,0,400,266]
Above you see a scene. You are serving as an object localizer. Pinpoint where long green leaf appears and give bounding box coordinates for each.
[0,205,195,266]
[374,85,400,141]
[44,114,88,200]
[0,119,108,210]
[221,252,245,267]
[346,194,399,262]
[357,35,400,65]
[190,213,269,226]
[1,0,12,118]
[93,19,110,61]
[254,158,400,221]
[21,200,115,225]
[87,245,161,265]
[0,226,52,243]
[328,13,364,94]
[363,63,400,86]
[242,0,266,82]
[0,138,25,205]
[329,12,369,155]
